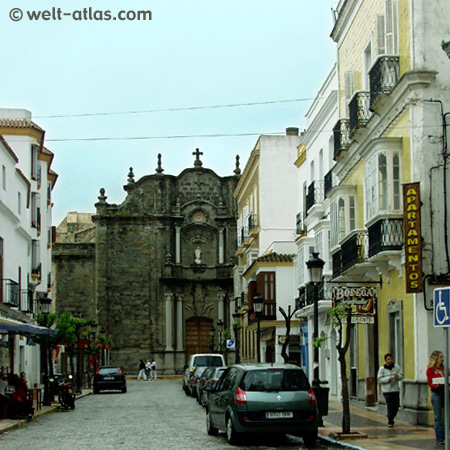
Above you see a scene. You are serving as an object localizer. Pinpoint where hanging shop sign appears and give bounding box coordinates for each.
[331,286,377,324]
[403,182,423,293]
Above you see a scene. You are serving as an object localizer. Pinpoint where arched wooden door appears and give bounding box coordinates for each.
[185,317,213,360]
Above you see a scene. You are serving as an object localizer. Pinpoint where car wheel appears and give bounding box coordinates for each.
[226,416,239,445]
[200,393,206,407]
[93,388,99,395]
[302,432,317,446]
[206,409,218,436]
[121,387,127,393]
[183,383,190,396]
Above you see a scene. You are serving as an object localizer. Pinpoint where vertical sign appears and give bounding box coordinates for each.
[403,183,423,293]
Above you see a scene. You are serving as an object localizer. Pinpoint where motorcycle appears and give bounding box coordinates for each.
[50,374,76,410]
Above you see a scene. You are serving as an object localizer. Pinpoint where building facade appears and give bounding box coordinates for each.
[233,129,302,364]
[0,108,57,383]
[53,151,240,374]
[329,0,450,424]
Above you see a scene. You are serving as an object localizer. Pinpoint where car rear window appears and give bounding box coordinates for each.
[194,356,223,367]
[98,368,120,376]
[242,369,310,392]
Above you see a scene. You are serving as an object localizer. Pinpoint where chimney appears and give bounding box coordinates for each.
[286,127,299,136]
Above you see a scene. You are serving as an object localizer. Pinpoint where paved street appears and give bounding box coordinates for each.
[0,379,341,450]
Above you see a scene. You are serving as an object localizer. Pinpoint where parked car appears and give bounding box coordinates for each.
[198,366,227,407]
[204,363,318,445]
[187,366,208,397]
[182,353,225,395]
[93,366,127,394]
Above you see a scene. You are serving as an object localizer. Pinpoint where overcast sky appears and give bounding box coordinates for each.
[2,1,337,225]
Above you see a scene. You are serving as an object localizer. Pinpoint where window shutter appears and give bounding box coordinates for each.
[376,14,386,55]
[344,70,354,102]
[385,0,398,55]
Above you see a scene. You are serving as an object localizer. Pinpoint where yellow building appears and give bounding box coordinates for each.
[330,0,450,424]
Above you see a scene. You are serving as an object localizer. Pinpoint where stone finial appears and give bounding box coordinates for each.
[234,155,241,175]
[98,188,107,203]
[127,167,135,184]
[156,153,164,174]
[193,148,203,167]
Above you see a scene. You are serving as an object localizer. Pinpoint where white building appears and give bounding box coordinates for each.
[292,65,339,391]
[234,129,302,364]
[0,108,57,384]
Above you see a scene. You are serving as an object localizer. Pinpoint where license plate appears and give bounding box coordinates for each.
[68,389,72,393]
[266,411,293,419]
[104,377,114,380]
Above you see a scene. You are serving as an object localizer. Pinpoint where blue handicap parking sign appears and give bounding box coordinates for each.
[434,288,450,327]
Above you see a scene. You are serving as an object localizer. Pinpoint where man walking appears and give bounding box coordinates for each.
[377,353,403,427]
[150,359,157,380]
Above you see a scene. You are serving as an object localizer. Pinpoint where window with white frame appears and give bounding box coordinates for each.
[330,194,357,248]
[297,247,305,286]
[315,231,323,260]
[364,149,401,222]
[31,144,38,180]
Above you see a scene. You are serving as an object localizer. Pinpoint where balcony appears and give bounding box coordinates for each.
[296,212,305,234]
[1,279,20,307]
[349,91,372,136]
[248,302,277,325]
[324,169,339,199]
[21,289,34,313]
[341,231,369,272]
[296,282,332,310]
[368,218,403,258]
[332,250,342,279]
[333,119,350,160]
[306,180,324,213]
[248,214,258,234]
[369,56,400,108]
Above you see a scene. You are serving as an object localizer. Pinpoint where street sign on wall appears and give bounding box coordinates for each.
[434,288,450,327]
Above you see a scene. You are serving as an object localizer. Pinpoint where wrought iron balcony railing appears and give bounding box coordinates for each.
[349,91,372,135]
[248,303,277,324]
[248,214,258,231]
[332,250,342,279]
[333,119,350,160]
[341,231,369,272]
[21,289,34,313]
[2,279,20,307]
[306,180,324,213]
[324,169,337,199]
[296,281,332,311]
[369,56,400,108]
[368,218,403,258]
[296,212,305,234]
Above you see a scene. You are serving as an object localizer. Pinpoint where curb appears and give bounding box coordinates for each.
[319,434,370,450]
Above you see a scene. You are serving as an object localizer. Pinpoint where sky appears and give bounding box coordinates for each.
[1,1,337,226]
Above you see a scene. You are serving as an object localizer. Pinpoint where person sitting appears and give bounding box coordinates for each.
[8,374,33,420]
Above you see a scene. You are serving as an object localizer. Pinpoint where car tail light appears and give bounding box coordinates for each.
[308,388,316,404]
[211,380,217,385]
[194,378,198,385]
[118,368,123,374]
[235,387,247,405]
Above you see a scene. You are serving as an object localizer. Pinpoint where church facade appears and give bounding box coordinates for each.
[53,151,240,374]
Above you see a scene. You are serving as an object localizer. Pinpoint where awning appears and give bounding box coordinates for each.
[0,317,58,335]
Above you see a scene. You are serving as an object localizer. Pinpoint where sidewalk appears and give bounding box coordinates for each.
[0,388,92,435]
[320,400,439,450]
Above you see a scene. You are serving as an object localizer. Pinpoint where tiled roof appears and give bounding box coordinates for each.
[0,134,18,162]
[256,253,295,263]
[0,118,45,133]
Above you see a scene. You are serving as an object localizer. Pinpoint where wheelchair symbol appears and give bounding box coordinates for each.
[436,290,450,325]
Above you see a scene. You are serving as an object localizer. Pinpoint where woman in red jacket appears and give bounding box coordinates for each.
[427,350,446,445]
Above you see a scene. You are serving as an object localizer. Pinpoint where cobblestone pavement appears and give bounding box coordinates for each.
[0,380,341,450]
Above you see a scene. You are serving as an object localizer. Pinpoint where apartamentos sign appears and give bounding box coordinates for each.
[331,286,377,324]
[403,182,423,293]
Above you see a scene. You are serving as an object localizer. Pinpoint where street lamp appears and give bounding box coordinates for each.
[217,319,224,353]
[209,325,215,352]
[306,252,326,425]
[252,294,264,363]
[232,310,240,363]
[39,294,52,406]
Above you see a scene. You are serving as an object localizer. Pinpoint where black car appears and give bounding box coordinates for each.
[93,366,127,394]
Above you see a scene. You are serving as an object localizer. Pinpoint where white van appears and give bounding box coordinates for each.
[182,353,225,395]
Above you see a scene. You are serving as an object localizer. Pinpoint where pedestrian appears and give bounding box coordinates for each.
[137,359,147,381]
[145,359,151,380]
[150,359,157,380]
[427,350,447,445]
[377,353,403,427]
